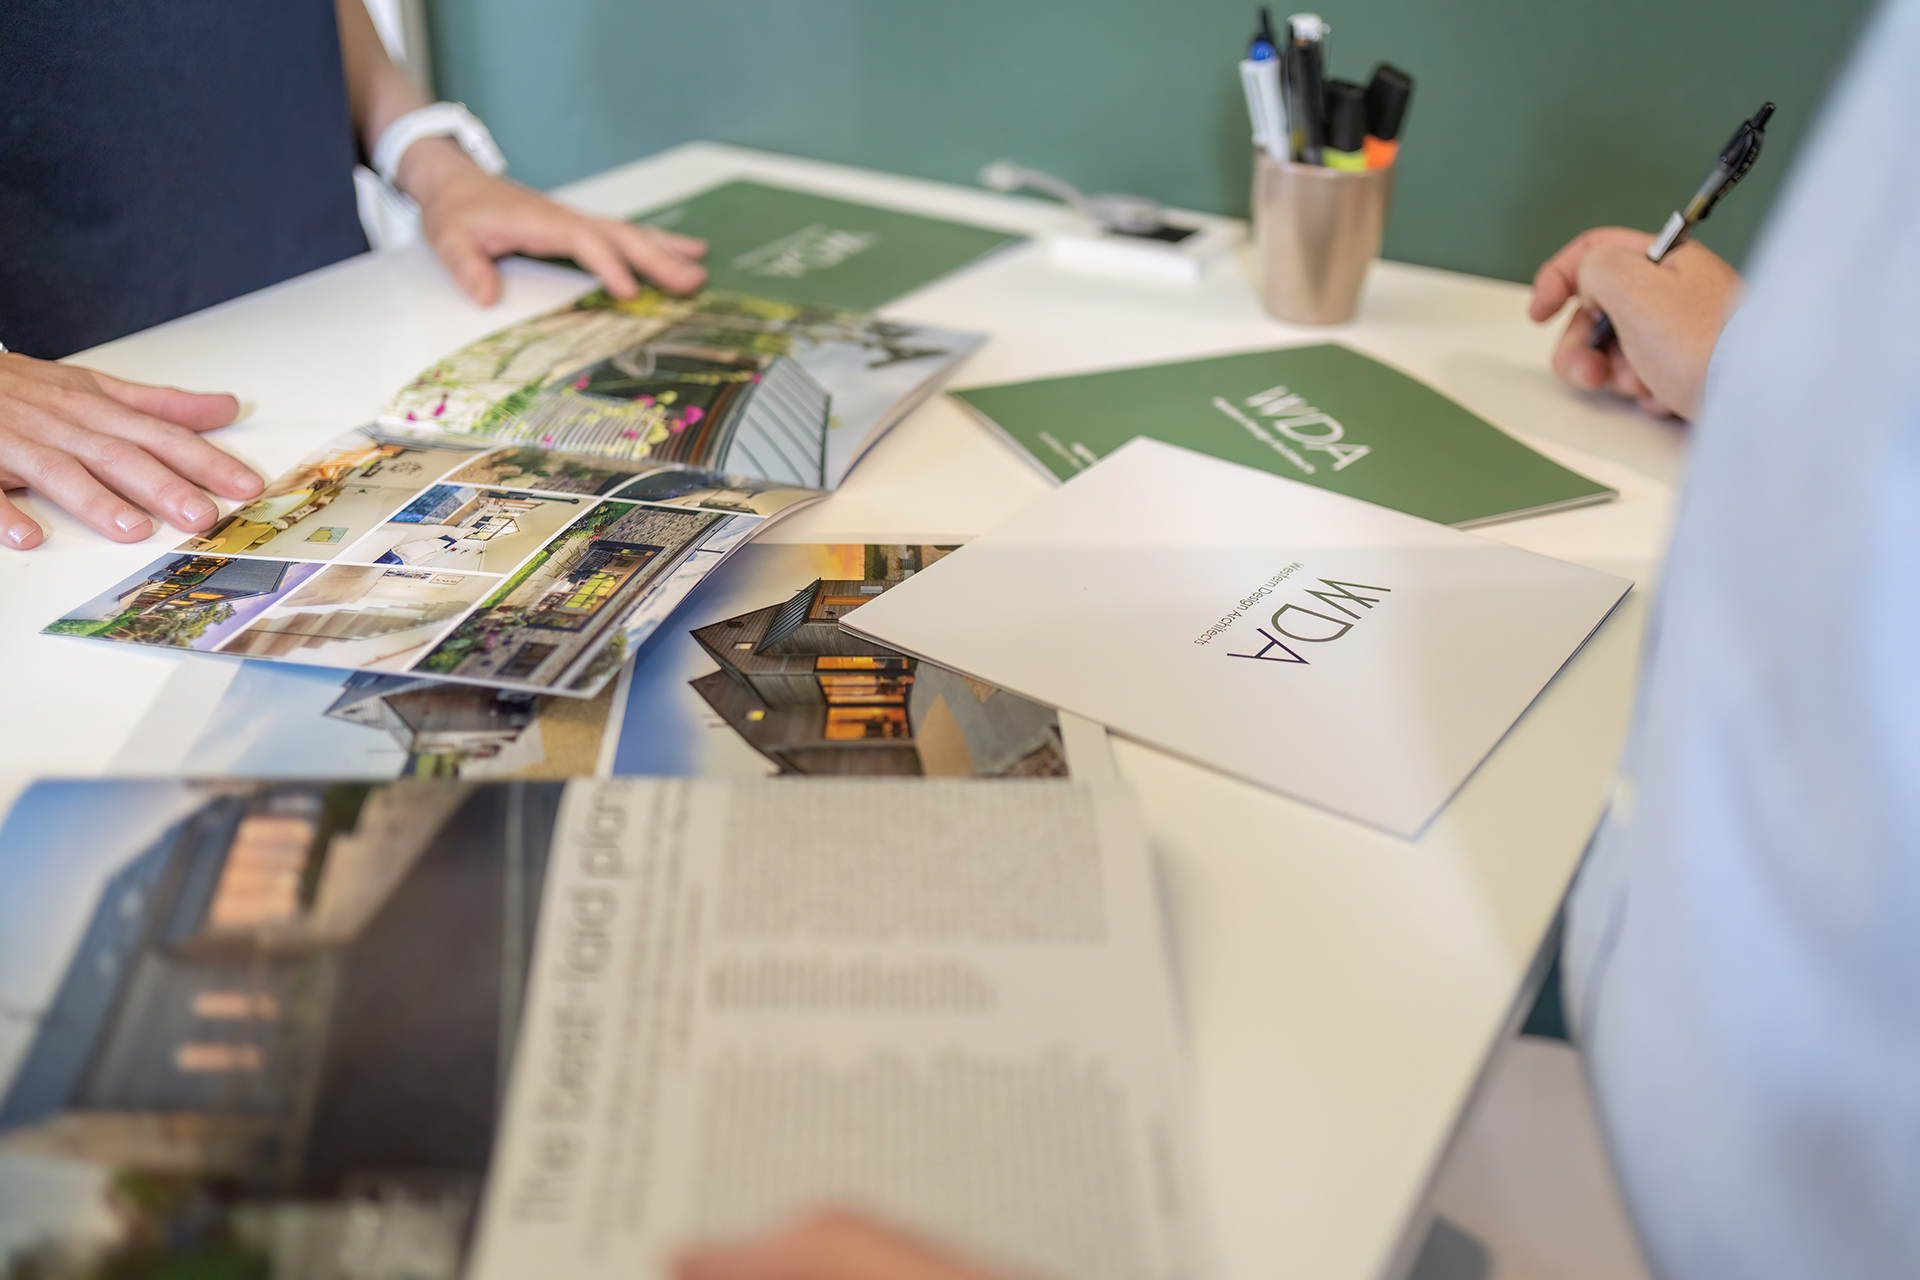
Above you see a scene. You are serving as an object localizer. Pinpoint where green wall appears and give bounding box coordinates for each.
[430,0,1877,283]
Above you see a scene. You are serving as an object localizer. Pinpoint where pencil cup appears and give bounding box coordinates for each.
[1251,152,1395,325]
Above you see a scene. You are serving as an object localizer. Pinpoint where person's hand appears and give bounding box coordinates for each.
[1528,226,1742,421]
[0,354,263,551]
[676,1211,1012,1280]
[399,138,709,306]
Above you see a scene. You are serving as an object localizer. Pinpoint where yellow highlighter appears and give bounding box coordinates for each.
[1323,79,1369,171]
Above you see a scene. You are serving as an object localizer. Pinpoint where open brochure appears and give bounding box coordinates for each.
[953,343,1617,527]
[105,542,1113,783]
[843,438,1633,837]
[43,427,815,699]
[0,777,1210,1280]
[44,288,988,699]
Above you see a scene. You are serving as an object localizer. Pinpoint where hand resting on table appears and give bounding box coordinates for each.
[0,355,260,550]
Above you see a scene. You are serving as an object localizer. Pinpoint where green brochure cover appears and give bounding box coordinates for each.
[953,344,1616,527]
[634,179,1025,311]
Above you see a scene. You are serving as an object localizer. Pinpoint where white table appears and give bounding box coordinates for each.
[0,143,1685,1280]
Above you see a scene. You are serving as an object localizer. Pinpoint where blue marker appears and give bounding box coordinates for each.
[1250,7,1278,59]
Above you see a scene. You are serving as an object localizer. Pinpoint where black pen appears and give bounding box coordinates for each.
[1284,13,1328,164]
[1590,102,1774,350]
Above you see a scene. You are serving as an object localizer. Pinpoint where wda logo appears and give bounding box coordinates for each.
[1229,579,1390,664]
[1209,385,1371,475]
[732,223,877,279]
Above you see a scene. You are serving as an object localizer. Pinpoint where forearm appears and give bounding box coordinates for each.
[336,0,428,156]
[332,0,707,302]
[335,0,488,209]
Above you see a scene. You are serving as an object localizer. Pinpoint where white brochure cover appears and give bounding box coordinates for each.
[841,438,1634,837]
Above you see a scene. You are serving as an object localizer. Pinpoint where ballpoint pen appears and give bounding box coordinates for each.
[1589,102,1774,350]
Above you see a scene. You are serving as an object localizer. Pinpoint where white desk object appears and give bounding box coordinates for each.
[1045,211,1242,282]
[0,143,1685,1280]
[979,158,1241,281]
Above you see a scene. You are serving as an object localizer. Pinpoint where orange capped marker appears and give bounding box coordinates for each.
[1363,63,1413,168]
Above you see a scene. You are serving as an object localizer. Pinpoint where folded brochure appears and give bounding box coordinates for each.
[380,285,984,491]
[0,776,1210,1280]
[842,437,1632,837]
[954,343,1616,528]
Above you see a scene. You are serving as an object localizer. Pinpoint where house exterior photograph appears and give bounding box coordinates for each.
[686,546,1069,778]
[0,780,561,1279]
[419,502,722,688]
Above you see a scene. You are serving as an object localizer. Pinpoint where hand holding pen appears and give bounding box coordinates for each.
[1588,103,1774,350]
[1529,226,1743,420]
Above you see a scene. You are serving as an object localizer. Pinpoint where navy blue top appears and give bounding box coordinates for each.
[0,0,368,359]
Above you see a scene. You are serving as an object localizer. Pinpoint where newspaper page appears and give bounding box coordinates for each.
[470,777,1210,1280]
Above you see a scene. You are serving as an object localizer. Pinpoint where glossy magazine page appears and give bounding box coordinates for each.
[0,777,1209,1280]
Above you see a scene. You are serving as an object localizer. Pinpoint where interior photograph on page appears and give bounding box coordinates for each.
[379,287,983,491]
[0,779,565,1280]
[41,426,812,700]
[613,543,1082,780]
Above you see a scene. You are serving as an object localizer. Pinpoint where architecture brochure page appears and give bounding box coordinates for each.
[379,287,985,492]
[631,179,1028,312]
[46,285,988,699]
[609,541,1114,782]
[843,439,1634,837]
[43,426,814,699]
[953,343,1617,527]
[0,777,1210,1280]
[106,540,1115,785]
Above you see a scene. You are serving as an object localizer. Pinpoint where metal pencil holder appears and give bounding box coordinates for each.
[1251,151,1395,325]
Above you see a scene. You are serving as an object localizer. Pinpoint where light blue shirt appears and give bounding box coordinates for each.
[1565,1,1920,1275]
